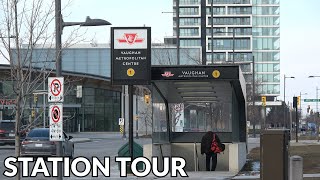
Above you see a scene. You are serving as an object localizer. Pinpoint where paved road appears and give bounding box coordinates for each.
[0,133,152,179]
[4,134,311,179]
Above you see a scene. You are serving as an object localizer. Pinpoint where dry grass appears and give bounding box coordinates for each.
[247,145,320,174]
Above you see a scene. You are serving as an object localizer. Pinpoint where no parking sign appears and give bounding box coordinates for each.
[49,104,63,141]
[48,77,64,102]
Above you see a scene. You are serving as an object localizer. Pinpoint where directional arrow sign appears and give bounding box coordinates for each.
[49,104,63,141]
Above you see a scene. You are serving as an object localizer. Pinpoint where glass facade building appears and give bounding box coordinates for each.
[2,44,201,132]
[172,0,280,102]
[252,0,280,96]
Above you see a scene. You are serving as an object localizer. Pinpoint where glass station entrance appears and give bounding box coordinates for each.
[146,65,247,172]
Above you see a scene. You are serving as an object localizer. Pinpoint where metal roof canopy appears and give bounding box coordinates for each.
[151,65,247,143]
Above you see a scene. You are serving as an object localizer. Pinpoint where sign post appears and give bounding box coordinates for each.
[48,76,64,180]
[111,27,151,162]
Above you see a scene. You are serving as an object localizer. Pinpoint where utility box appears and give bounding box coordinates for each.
[117,141,144,171]
[261,129,290,180]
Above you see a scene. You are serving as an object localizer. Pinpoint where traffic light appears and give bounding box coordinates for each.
[31,109,35,118]
[144,94,151,105]
[297,96,301,106]
[293,97,297,108]
[33,95,38,103]
[261,96,266,106]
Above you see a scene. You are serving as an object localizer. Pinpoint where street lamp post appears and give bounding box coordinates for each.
[213,29,235,64]
[308,75,320,142]
[55,0,111,179]
[283,75,295,128]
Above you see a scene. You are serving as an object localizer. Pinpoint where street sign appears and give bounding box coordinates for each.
[48,77,64,102]
[304,99,320,102]
[119,118,124,125]
[76,85,82,98]
[49,104,63,141]
[111,27,151,85]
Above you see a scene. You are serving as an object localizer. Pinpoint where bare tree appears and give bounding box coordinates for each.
[134,85,152,135]
[152,44,201,65]
[0,1,86,179]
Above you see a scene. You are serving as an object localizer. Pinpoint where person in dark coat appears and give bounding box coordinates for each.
[201,131,221,171]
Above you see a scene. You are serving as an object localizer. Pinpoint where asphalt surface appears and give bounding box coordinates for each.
[0,133,152,179]
[2,133,320,179]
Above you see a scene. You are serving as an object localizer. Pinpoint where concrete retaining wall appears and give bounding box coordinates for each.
[144,142,246,172]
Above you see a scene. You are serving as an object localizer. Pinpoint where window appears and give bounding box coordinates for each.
[206,53,226,62]
[228,7,252,15]
[252,27,280,36]
[253,0,279,5]
[255,63,280,73]
[209,0,250,4]
[179,7,199,15]
[252,6,280,15]
[229,28,252,36]
[180,28,199,36]
[253,52,280,62]
[179,18,201,26]
[206,7,225,15]
[180,39,201,46]
[228,53,253,62]
[206,28,225,36]
[210,17,250,25]
[211,38,250,50]
[253,17,280,26]
[179,0,201,5]
[253,37,280,50]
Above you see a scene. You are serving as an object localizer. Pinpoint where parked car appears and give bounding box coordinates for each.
[0,120,15,145]
[20,128,74,158]
[0,120,29,145]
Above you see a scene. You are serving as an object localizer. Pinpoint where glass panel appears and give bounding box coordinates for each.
[209,17,250,25]
[179,0,201,5]
[152,86,169,143]
[179,7,199,15]
[211,38,250,50]
[180,28,199,36]
[209,0,250,4]
[179,18,201,26]
[170,102,232,132]
[228,7,252,15]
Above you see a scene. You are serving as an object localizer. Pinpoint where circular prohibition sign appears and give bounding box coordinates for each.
[51,106,61,123]
[50,79,62,96]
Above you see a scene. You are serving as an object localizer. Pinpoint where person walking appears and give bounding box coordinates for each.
[201,131,221,171]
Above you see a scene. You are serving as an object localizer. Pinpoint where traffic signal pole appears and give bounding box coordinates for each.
[293,96,298,142]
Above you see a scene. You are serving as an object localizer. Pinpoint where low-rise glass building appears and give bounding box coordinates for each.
[0,44,201,132]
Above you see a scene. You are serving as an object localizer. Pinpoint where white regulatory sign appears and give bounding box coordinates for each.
[48,77,64,103]
[49,104,63,141]
[119,118,124,125]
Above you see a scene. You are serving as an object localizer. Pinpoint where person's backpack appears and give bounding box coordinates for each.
[210,133,225,153]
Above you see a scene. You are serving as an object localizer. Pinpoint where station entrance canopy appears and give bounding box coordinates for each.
[150,65,247,143]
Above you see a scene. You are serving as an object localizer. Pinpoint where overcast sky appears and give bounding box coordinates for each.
[1,0,320,114]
